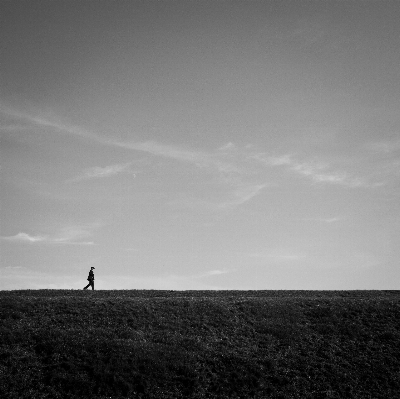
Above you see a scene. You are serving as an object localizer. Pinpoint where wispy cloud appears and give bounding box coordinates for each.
[253,153,370,187]
[5,107,384,205]
[219,183,267,210]
[114,140,211,168]
[1,224,99,245]
[53,225,98,245]
[256,142,399,190]
[116,140,268,209]
[67,162,136,182]
[366,138,400,154]
[198,269,230,278]
[291,161,363,186]
[2,232,47,243]
[2,109,229,178]
[0,107,112,146]
[362,139,400,187]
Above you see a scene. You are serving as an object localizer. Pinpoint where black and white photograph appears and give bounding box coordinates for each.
[1,1,399,397]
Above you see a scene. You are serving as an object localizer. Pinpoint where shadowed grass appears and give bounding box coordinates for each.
[0,290,399,398]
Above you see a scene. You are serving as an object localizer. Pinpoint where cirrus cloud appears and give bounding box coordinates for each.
[1,224,99,246]
[67,162,136,182]
[2,232,47,243]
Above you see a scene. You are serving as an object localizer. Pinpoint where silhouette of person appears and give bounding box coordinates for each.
[83,267,95,290]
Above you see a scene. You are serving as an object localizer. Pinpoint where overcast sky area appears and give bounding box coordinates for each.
[1,1,399,290]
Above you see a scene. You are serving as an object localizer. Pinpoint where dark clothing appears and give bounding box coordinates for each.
[84,280,94,290]
[83,269,95,290]
[88,270,94,281]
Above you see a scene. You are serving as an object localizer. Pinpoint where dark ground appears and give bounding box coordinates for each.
[1,290,399,398]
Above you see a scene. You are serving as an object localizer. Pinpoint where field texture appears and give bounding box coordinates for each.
[0,290,399,398]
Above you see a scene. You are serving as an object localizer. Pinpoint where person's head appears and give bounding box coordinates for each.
[91,267,95,270]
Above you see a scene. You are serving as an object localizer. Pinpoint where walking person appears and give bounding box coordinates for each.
[83,267,95,290]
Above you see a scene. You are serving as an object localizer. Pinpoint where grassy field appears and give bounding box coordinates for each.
[0,290,399,398]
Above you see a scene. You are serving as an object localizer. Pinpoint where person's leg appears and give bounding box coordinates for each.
[91,281,94,290]
[83,282,90,289]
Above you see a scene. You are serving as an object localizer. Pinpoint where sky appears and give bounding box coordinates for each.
[1,1,399,290]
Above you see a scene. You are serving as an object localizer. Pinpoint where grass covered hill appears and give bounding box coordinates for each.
[1,290,399,398]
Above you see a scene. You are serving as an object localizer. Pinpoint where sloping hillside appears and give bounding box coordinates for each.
[1,290,399,398]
